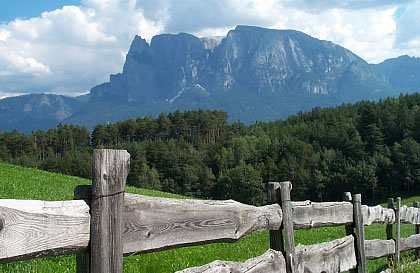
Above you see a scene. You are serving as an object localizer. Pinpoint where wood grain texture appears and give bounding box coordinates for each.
[353,194,366,273]
[400,205,420,224]
[176,249,286,273]
[414,201,419,257]
[74,185,91,273]
[90,149,130,273]
[280,181,295,273]
[122,194,282,255]
[292,201,353,229]
[268,182,284,252]
[365,239,395,259]
[295,235,357,273]
[343,192,357,273]
[0,199,90,263]
[400,234,420,252]
[361,205,395,226]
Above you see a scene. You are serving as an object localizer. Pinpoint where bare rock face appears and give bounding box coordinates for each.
[83,25,398,127]
[6,25,415,131]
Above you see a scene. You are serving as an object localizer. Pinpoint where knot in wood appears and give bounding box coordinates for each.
[0,218,4,232]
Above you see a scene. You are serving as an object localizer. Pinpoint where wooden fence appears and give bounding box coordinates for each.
[1,149,420,273]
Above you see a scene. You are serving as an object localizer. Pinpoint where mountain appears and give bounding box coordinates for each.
[0,94,85,133]
[66,25,398,127]
[372,55,420,92]
[2,26,420,131]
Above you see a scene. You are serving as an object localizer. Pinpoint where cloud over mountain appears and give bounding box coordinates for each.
[0,0,419,97]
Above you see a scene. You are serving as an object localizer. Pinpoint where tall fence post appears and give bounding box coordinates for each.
[74,185,92,273]
[344,192,357,273]
[268,182,284,253]
[280,181,295,273]
[90,149,130,273]
[386,198,394,263]
[395,197,401,264]
[414,201,420,258]
[353,194,366,273]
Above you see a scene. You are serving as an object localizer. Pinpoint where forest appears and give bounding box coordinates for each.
[1,93,420,205]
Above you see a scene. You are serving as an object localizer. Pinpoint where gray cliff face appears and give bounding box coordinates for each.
[91,25,388,106]
[4,26,418,132]
[69,26,415,127]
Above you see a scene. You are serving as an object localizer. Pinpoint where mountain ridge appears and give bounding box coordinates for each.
[1,25,420,132]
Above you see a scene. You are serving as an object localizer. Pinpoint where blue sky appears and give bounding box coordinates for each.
[0,0,81,23]
[0,0,419,98]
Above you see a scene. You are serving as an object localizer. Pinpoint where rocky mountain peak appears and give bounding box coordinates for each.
[66,26,411,127]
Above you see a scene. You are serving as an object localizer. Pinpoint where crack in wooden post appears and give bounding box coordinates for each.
[90,149,130,273]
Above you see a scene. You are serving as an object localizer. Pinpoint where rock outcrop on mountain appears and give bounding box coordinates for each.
[67,25,397,127]
[2,26,419,132]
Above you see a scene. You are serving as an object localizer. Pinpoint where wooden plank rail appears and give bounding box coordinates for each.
[176,249,287,273]
[361,205,395,225]
[400,233,420,252]
[295,235,357,273]
[292,201,353,229]
[2,152,420,273]
[400,205,420,224]
[365,239,395,259]
[122,194,282,255]
[0,199,90,263]
[179,236,357,273]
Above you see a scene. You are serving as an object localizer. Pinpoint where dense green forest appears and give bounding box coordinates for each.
[2,93,420,205]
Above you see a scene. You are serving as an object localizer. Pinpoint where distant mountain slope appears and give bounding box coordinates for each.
[372,55,420,92]
[0,94,85,133]
[67,25,397,127]
[2,26,420,132]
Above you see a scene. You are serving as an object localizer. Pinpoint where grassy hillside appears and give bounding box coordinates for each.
[0,163,418,272]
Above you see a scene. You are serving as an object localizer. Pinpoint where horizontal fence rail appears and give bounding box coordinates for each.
[1,150,420,273]
[179,235,357,273]
[122,194,282,255]
[0,199,90,263]
[177,249,287,273]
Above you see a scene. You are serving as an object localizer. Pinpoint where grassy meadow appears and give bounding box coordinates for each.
[0,163,419,272]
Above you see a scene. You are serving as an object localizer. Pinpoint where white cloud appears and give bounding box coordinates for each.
[0,0,419,96]
[270,6,400,63]
[0,0,163,94]
[0,91,28,100]
[394,1,420,50]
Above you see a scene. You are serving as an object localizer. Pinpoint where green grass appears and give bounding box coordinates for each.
[1,163,419,272]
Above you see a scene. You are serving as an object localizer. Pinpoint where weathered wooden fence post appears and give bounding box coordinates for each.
[353,194,366,273]
[268,182,284,253]
[74,185,92,273]
[414,201,420,258]
[280,181,295,273]
[344,192,357,273]
[395,197,401,263]
[386,198,394,263]
[90,149,130,273]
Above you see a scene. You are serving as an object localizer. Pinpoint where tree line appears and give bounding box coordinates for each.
[1,95,420,205]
